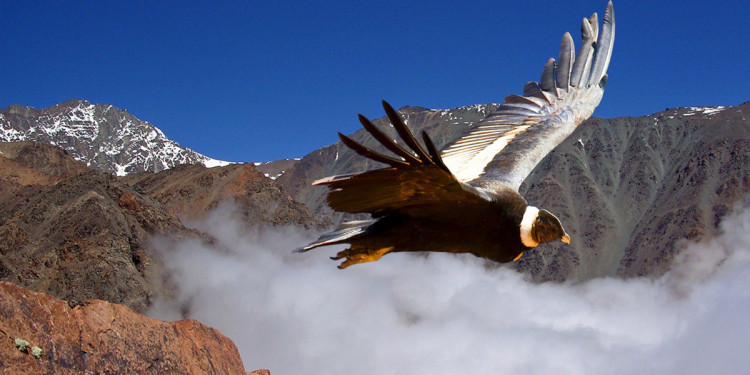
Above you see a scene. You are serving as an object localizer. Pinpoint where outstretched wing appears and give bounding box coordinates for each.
[314,101,490,217]
[441,1,615,189]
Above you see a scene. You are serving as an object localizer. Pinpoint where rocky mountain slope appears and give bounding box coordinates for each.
[0,281,262,374]
[124,163,322,228]
[0,141,318,314]
[0,140,315,374]
[517,103,750,280]
[0,147,197,313]
[0,100,229,176]
[274,102,750,281]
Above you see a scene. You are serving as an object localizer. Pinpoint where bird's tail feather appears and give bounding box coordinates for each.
[295,219,376,252]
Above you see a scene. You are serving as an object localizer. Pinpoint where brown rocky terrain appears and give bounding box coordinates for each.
[0,142,319,315]
[0,281,260,374]
[124,162,322,229]
[0,142,89,183]
[0,166,197,314]
[0,142,317,373]
[0,142,90,214]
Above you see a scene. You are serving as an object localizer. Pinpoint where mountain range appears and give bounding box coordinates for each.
[0,99,230,176]
[2,98,749,372]
[0,141,320,315]
[269,102,750,281]
[4,100,750,283]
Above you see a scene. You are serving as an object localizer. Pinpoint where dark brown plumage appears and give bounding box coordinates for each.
[298,101,566,268]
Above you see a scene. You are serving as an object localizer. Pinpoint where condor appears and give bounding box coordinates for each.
[298,2,614,269]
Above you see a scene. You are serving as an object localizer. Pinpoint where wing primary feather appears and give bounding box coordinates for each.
[540,58,557,92]
[357,114,420,164]
[588,12,599,41]
[495,105,540,116]
[570,17,595,87]
[382,100,435,165]
[588,1,615,86]
[504,94,544,109]
[556,32,574,90]
[523,81,552,104]
[337,132,408,167]
[421,131,451,172]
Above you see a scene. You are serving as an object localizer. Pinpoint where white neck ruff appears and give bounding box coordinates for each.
[520,206,539,248]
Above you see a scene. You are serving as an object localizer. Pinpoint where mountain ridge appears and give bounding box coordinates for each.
[4,98,749,282]
[0,138,321,314]
[0,99,230,176]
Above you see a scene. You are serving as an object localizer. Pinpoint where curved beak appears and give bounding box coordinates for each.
[561,233,571,244]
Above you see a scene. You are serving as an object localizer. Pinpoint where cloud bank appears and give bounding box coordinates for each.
[150,199,750,374]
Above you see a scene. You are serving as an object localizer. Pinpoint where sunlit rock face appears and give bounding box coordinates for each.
[0,281,250,374]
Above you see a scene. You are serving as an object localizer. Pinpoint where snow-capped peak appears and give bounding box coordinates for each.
[1,100,231,175]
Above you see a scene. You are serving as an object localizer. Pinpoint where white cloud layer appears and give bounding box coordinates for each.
[150,199,750,375]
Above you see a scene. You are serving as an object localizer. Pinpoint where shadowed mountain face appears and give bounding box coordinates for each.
[0,141,319,313]
[518,103,750,280]
[275,102,750,281]
[0,166,193,313]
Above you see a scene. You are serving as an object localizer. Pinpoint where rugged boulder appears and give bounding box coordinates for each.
[0,281,254,374]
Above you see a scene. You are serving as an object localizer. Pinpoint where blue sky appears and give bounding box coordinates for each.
[2,1,748,162]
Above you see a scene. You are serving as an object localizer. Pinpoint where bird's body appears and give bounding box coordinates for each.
[343,183,529,264]
[298,2,614,269]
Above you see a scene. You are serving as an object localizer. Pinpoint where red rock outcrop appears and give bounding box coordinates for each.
[0,281,256,374]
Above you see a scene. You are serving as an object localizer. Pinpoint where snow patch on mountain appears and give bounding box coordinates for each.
[682,106,726,116]
[0,100,231,175]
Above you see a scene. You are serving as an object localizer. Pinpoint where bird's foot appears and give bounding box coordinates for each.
[331,247,393,269]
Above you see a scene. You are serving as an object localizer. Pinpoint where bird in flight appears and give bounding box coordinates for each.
[298,2,615,269]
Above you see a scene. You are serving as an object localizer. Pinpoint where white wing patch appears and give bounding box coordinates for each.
[442,124,531,182]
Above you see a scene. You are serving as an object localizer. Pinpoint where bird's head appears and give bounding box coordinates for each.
[520,206,570,248]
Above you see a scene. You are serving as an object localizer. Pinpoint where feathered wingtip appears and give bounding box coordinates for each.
[575,1,614,88]
[521,1,615,105]
[588,1,615,86]
[553,1,616,91]
[326,101,451,177]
